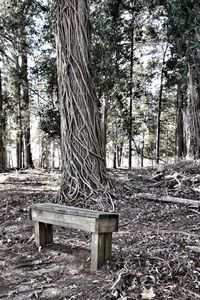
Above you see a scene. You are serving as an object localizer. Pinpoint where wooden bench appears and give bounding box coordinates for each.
[30,203,118,271]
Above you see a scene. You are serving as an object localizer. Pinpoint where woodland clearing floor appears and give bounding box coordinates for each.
[0,162,200,300]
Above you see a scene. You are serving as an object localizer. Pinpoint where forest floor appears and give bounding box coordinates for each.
[0,161,200,300]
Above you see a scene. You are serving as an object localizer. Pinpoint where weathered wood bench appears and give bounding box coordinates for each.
[30,203,118,271]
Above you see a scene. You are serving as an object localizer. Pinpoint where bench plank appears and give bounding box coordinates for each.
[31,203,118,233]
[31,209,97,232]
[31,203,118,219]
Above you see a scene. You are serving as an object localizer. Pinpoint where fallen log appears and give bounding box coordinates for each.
[134,193,200,208]
[127,172,153,182]
[151,172,165,181]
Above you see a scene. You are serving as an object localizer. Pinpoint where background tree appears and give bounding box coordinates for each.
[156,0,200,159]
[0,61,7,169]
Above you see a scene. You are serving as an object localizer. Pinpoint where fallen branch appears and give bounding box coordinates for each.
[190,209,200,215]
[182,288,200,299]
[109,269,133,299]
[160,230,200,238]
[134,193,200,208]
[0,285,57,299]
[128,172,153,182]
[151,172,165,181]
[186,246,200,253]
[15,261,54,269]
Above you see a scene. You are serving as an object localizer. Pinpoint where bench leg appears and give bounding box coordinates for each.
[34,222,53,247]
[45,224,53,245]
[91,232,112,272]
[104,233,112,261]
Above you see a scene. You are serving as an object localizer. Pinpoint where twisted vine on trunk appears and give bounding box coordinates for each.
[56,0,110,209]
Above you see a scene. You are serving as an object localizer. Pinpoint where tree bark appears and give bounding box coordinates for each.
[14,56,23,169]
[20,31,34,168]
[156,43,168,164]
[185,57,200,159]
[113,149,117,169]
[51,141,55,170]
[128,17,134,170]
[140,133,144,167]
[56,0,107,204]
[0,67,6,170]
[101,96,107,166]
[175,84,184,159]
[117,142,123,167]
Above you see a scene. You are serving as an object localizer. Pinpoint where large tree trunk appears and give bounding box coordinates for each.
[57,0,107,205]
[185,58,200,159]
[0,67,6,170]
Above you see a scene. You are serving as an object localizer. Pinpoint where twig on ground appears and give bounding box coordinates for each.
[182,288,200,299]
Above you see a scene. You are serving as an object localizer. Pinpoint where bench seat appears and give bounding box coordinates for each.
[30,203,118,271]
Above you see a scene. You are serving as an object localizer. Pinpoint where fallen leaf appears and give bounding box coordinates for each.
[93,280,99,284]
[141,287,155,299]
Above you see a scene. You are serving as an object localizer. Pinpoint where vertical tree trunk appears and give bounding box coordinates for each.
[51,141,55,170]
[57,0,107,203]
[113,149,117,169]
[128,19,134,170]
[156,44,168,164]
[0,67,6,169]
[40,138,44,168]
[113,121,118,169]
[175,84,184,159]
[20,33,34,168]
[117,142,123,167]
[16,126,23,169]
[15,57,23,169]
[141,133,144,167]
[101,96,107,166]
[185,58,200,159]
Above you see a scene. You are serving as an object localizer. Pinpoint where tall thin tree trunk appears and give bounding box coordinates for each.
[16,127,23,169]
[128,17,134,170]
[156,43,168,164]
[141,133,144,167]
[21,33,34,168]
[57,0,107,205]
[117,142,123,168]
[15,57,23,169]
[0,67,6,169]
[51,141,55,170]
[113,149,117,169]
[185,57,200,159]
[175,84,184,159]
[16,111,23,169]
[101,96,107,167]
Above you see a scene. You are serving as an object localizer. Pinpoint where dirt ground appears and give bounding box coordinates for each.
[0,162,200,299]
